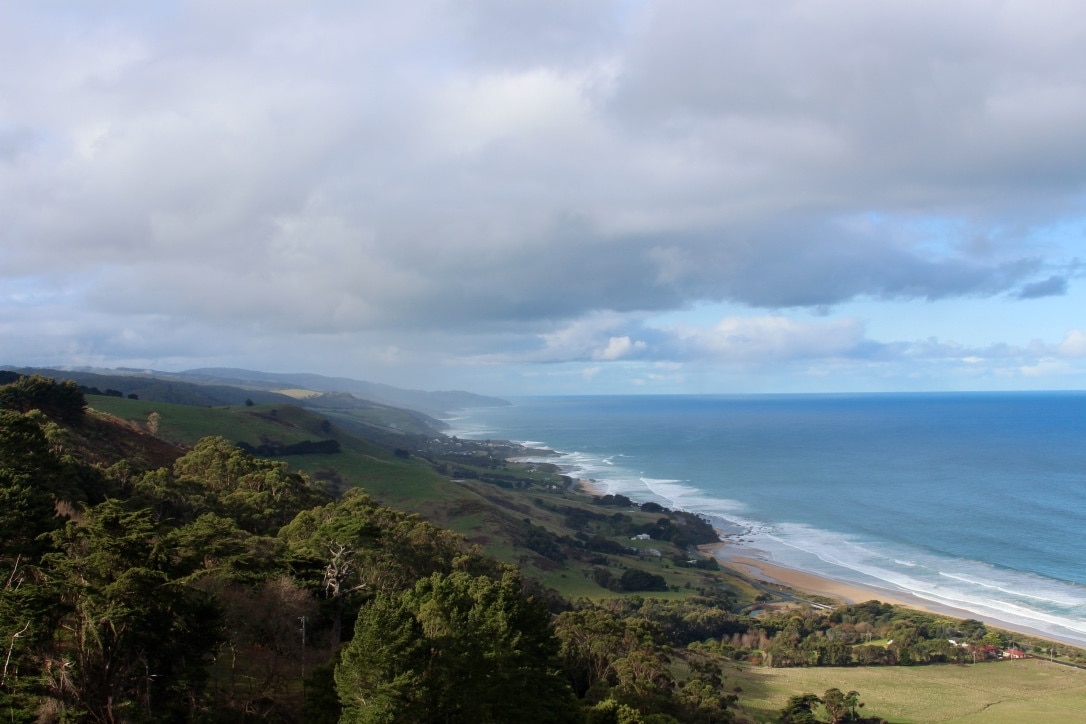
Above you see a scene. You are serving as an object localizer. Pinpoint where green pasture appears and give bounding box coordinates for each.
[733,658,1086,723]
[86,396,466,506]
[314,405,437,436]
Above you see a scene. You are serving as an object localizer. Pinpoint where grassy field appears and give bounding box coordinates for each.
[84,395,465,507]
[732,658,1086,723]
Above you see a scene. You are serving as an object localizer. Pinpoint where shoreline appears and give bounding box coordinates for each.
[525,449,1085,649]
[574,477,609,497]
[703,540,1083,648]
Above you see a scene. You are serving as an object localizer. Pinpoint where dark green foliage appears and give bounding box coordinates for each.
[280,488,498,645]
[577,532,634,556]
[336,591,428,722]
[514,520,572,562]
[0,375,86,423]
[0,561,61,722]
[620,568,669,592]
[0,410,71,500]
[235,438,341,457]
[635,512,719,549]
[594,494,635,507]
[166,513,285,582]
[779,693,822,723]
[300,662,341,724]
[337,570,578,723]
[42,501,225,721]
[0,409,94,543]
[823,687,862,723]
[173,436,332,534]
[554,602,738,721]
[0,470,60,559]
[630,598,745,647]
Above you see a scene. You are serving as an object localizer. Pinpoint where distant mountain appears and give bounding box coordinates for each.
[1,365,509,416]
[178,368,510,414]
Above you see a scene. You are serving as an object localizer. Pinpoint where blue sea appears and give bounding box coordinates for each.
[447,393,1086,645]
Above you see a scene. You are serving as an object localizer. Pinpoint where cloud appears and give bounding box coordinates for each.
[1058,330,1086,358]
[671,315,868,363]
[1015,275,1068,299]
[593,335,647,360]
[2,2,1085,386]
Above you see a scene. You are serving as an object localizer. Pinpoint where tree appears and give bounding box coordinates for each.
[554,608,663,700]
[41,501,224,721]
[823,688,861,723]
[779,693,821,723]
[280,489,494,644]
[0,375,85,423]
[173,436,330,534]
[0,556,61,721]
[335,591,427,722]
[620,568,668,592]
[586,698,647,723]
[982,629,1009,649]
[336,570,577,723]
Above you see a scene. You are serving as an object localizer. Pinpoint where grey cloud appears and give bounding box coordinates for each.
[1015,275,1068,299]
[450,0,627,69]
[0,125,37,162]
[2,1,1085,374]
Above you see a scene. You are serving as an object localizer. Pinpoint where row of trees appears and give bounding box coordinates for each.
[685,600,1035,669]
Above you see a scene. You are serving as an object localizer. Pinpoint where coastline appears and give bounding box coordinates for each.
[705,541,949,612]
[571,470,1078,645]
[703,540,1083,647]
[574,478,609,497]
[503,439,1085,650]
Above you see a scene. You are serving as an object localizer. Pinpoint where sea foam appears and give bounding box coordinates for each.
[454,393,1086,645]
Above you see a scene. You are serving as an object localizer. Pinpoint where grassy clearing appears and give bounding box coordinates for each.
[732,658,1086,723]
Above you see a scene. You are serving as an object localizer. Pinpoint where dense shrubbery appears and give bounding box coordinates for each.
[0,374,86,422]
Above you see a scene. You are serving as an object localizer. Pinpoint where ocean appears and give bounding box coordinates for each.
[447,393,1086,646]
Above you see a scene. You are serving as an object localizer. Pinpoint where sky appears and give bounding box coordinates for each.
[2,1,1086,396]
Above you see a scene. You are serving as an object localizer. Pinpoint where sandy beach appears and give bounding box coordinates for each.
[574,478,609,497]
[703,541,1082,646]
[705,543,931,610]
[567,473,1081,647]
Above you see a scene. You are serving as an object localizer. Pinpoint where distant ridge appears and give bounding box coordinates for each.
[1,365,509,416]
[179,368,510,414]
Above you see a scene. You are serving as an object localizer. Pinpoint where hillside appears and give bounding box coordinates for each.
[2,365,509,416]
[83,392,738,600]
[178,367,511,414]
[4,373,1086,723]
